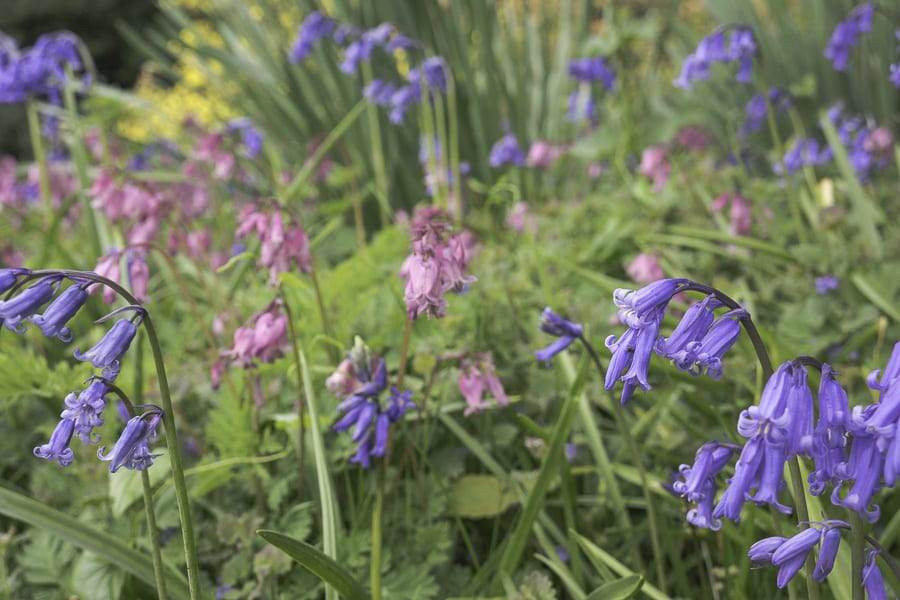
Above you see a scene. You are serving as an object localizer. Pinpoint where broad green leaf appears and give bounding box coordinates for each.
[109,454,172,517]
[257,530,368,600]
[0,486,190,599]
[585,574,644,600]
[72,552,125,600]
[448,475,517,519]
[572,532,669,600]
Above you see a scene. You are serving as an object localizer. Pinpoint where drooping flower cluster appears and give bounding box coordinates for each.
[0,31,86,104]
[488,133,526,168]
[605,279,747,404]
[566,56,616,124]
[674,26,757,89]
[211,301,288,389]
[331,338,414,468]
[399,206,476,319]
[748,521,847,588]
[534,307,586,366]
[236,206,312,285]
[458,353,508,416]
[740,88,790,138]
[824,3,874,71]
[0,268,161,472]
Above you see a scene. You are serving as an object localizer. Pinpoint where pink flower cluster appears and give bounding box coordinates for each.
[399,206,476,320]
[711,193,753,236]
[94,250,150,304]
[626,253,664,285]
[458,353,508,416]
[638,144,671,192]
[526,141,568,169]
[211,303,288,389]
[1,155,78,226]
[90,170,167,247]
[236,207,312,285]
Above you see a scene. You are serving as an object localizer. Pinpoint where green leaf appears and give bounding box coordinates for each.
[448,475,518,519]
[572,532,669,600]
[71,552,125,600]
[0,486,190,600]
[585,575,644,600]
[256,530,368,600]
[109,454,172,518]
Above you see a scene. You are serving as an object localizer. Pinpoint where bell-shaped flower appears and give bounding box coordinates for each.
[0,278,57,333]
[97,408,162,473]
[30,283,88,341]
[862,549,887,600]
[74,314,141,371]
[60,380,107,443]
[33,418,75,466]
[535,308,583,365]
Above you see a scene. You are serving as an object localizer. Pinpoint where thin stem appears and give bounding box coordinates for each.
[132,333,168,600]
[25,100,53,223]
[851,513,865,600]
[371,464,385,600]
[396,316,414,390]
[360,62,391,226]
[308,266,337,364]
[281,289,307,498]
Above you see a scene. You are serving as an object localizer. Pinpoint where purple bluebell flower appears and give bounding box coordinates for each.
[33,418,75,466]
[614,278,689,326]
[289,12,335,63]
[333,348,414,468]
[388,85,420,124]
[831,432,882,522]
[74,310,144,372]
[60,380,108,443]
[0,277,58,333]
[489,134,526,168]
[712,435,766,522]
[385,34,415,52]
[29,283,88,341]
[363,79,396,106]
[863,550,887,600]
[681,308,746,378]
[824,3,874,71]
[890,63,900,87]
[534,308,583,365]
[808,365,850,494]
[785,365,815,456]
[0,268,28,295]
[411,57,449,92]
[567,56,616,90]
[339,23,393,74]
[673,30,729,89]
[751,522,847,588]
[656,295,720,364]
[566,91,596,123]
[333,25,359,45]
[226,118,263,159]
[815,276,839,294]
[776,138,833,175]
[673,440,738,530]
[0,31,85,104]
[740,88,790,138]
[728,27,757,83]
[97,407,162,472]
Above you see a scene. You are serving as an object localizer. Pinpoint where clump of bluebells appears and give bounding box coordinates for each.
[0,30,87,105]
[674,26,757,89]
[330,338,414,468]
[0,267,162,472]
[289,12,449,126]
[567,56,616,124]
[824,3,874,72]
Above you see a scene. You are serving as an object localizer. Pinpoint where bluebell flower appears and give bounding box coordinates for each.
[673,30,729,89]
[673,440,738,530]
[363,79,396,106]
[656,295,720,365]
[488,134,525,168]
[33,418,75,466]
[289,12,335,63]
[750,522,846,588]
[97,407,162,472]
[863,549,887,600]
[226,118,263,158]
[60,380,108,443]
[333,349,414,468]
[740,88,789,138]
[815,276,839,294]
[890,63,900,87]
[808,365,850,494]
[385,34,415,52]
[339,23,393,74]
[0,32,85,104]
[333,25,359,45]
[824,3,874,71]
[680,308,746,378]
[728,27,757,83]
[411,56,449,92]
[388,84,420,124]
[534,307,584,365]
[0,267,28,295]
[29,283,88,341]
[776,138,833,175]
[74,309,145,372]
[830,432,882,522]
[566,90,596,123]
[0,277,58,333]
[567,56,616,90]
